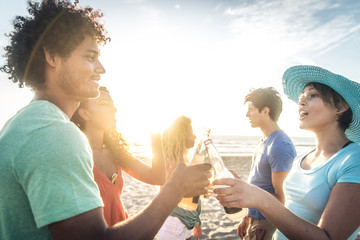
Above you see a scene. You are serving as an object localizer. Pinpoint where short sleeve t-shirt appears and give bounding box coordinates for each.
[273,143,360,240]
[248,130,296,219]
[0,101,103,240]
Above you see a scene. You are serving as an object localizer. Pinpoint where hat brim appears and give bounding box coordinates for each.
[282,65,360,143]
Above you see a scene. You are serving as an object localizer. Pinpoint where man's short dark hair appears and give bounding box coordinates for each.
[1,0,110,90]
[244,87,283,122]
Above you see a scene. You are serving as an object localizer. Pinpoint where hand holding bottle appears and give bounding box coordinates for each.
[169,162,212,198]
[204,138,244,220]
[178,128,211,211]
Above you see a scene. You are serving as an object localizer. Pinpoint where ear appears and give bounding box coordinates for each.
[261,106,270,116]
[43,47,57,67]
[78,108,91,121]
[336,103,350,115]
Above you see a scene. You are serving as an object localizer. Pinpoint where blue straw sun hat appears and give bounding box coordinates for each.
[282,65,360,143]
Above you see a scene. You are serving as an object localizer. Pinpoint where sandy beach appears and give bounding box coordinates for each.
[122,156,252,240]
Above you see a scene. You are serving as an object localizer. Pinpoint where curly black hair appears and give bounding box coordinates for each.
[0,0,110,89]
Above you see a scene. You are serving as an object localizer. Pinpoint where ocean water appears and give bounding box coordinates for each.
[210,135,316,157]
[131,135,316,158]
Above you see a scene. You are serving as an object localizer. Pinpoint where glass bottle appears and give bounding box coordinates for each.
[204,138,243,220]
[178,128,211,211]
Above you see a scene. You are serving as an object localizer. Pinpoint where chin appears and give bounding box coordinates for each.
[299,124,309,130]
[89,89,101,98]
[78,89,99,101]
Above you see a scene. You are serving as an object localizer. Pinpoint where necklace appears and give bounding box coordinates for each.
[92,143,118,184]
[111,172,118,184]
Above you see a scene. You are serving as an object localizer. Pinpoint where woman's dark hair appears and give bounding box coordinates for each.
[0,0,110,89]
[305,82,353,131]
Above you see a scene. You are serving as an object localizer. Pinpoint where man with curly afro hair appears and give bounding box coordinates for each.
[0,1,211,239]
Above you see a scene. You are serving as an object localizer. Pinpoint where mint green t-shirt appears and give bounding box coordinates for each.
[0,101,103,239]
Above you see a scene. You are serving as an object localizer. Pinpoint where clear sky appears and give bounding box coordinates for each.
[1,0,360,142]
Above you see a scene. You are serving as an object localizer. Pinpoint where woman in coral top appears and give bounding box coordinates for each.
[71,86,165,226]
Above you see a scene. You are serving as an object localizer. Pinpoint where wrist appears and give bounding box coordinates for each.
[256,188,275,212]
[165,176,184,201]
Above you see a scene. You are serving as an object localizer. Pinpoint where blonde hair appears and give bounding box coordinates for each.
[162,116,192,177]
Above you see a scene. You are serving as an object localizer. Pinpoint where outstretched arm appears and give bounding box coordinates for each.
[49,163,211,240]
[106,132,166,185]
[213,178,360,240]
[122,133,166,185]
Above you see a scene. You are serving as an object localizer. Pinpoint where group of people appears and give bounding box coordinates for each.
[216,66,360,240]
[0,0,359,240]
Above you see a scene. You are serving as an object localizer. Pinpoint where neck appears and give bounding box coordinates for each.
[33,87,80,120]
[313,126,349,154]
[83,126,105,149]
[260,120,280,138]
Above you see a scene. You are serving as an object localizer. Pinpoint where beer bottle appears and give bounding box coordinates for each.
[204,138,243,220]
[177,128,210,211]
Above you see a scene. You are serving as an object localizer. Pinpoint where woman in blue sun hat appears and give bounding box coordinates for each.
[213,65,360,239]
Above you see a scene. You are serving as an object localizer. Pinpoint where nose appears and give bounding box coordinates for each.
[96,59,106,74]
[298,98,306,106]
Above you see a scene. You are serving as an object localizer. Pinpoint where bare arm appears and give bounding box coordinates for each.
[271,171,289,204]
[122,133,165,185]
[49,163,211,240]
[214,179,360,240]
[49,183,179,240]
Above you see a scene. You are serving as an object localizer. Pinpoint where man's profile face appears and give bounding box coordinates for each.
[245,102,263,128]
[56,36,106,101]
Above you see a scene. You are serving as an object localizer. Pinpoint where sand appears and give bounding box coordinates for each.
[122,156,252,240]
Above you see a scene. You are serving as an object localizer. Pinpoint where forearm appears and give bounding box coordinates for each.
[149,133,166,185]
[259,191,329,240]
[107,180,181,239]
[122,153,165,185]
[150,148,166,185]
[50,164,210,240]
